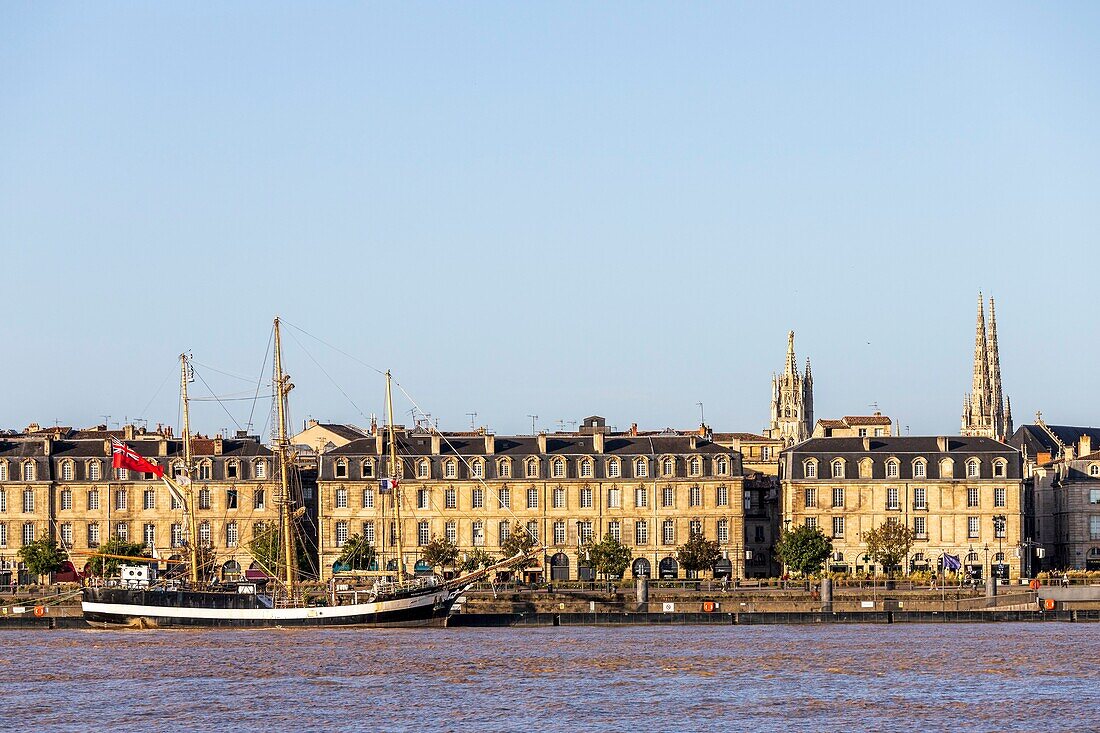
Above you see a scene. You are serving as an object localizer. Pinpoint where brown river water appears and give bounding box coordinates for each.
[2,623,1096,732]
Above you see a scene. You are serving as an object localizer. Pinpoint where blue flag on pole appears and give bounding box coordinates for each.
[942,553,962,571]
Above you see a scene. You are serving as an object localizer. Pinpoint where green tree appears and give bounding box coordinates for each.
[500,523,540,570]
[247,524,314,579]
[774,524,833,576]
[87,538,149,576]
[459,548,496,574]
[18,538,68,579]
[335,534,377,571]
[677,531,723,577]
[585,532,633,580]
[863,521,916,576]
[421,534,459,571]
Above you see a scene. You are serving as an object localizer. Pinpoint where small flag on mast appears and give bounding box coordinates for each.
[111,439,164,478]
[942,553,962,571]
[379,478,398,494]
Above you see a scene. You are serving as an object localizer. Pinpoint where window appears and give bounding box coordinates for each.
[0,524,6,547]
[553,521,566,545]
[446,488,457,510]
[498,487,510,509]
[967,460,980,478]
[472,521,485,546]
[226,461,239,479]
[717,519,729,543]
[754,525,765,543]
[499,521,511,545]
[23,522,35,546]
[61,488,72,511]
[886,461,899,478]
[363,521,375,545]
[226,521,238,547]
[22,488,34,513]
[967,488,979,508]
[831,460,844,479]
[61,461,74,481]
[498,460,511,479]
[197,488,209,511]
[1091,465,1100,478]
[171,492,181,510]
[993,461,1006,478]
[580,459,593,478]
[1090,516,1100,541]
[418,461,430,479]
[171,523,184,547]
[995,519,1006,539]
[994,488,1006,508]
[445,461,457,479]
[1090,489,1100,505]
[689,519,702,536]
[914,460,926,478]
[968,516,980,538]
[634,487,648,508]
[172,461,186,479]
[608,520,621,542]
[418,521,430,546]
[87,489,100,511]
[887,487,899,511]
[832,516,844,538]
[0,463,6,481]
[254,489,265,510]
[389,522,398,545]
[689,485,701,507]
[608,459,621,478]
[552,459,565,479]
[22,462,35,482]
[761,446,771,461]
[445,521,457,544]
[254,461,267,479]
[336,520,349,547]
[635,520,649,546]
[689,457,701,477]
[804,516,818,530]
[553,487,566,509]
[636,459,648,478]
[804,488,816,509]
[607,487,621,508]
[336,488,349,509]
[472,488,484,509]
[832,487,844,508]
[362,488,375,509]
[914,487,927,510]
[527,488,539,509]
[662,457,674,476]
[416,488,429,510]
[87,522,100,548]
[60,523,72,548]
[88,461,101,481]
[335,460,348,479]
[526,459,539,478]
[580,487,593,509]
[526,521,539,544]
[662,520,675,545]
[143,489,156,510]
[362,460,375,478]
[197,462,211,481]
[716,456,728,475]
[472,461,484,479]
[805,461,817,479]
[144,523,156,548]
[662,486,674,508]
[198,521,210,547]
[113,489,128,511]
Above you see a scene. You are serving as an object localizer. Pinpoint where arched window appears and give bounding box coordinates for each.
[444,460,457,479]
[361,459,375,478]
[716,456,728,475]
[22,462,35,482]
[1090,464,1100,477]
[635,458,648,478]
[992,459,1007,478]
[525,458,539,478]
[417,459,430,479]
[253,460,267,479]
[87,460,101,481]
[335,459,348,479]
[60,461,74,482]
[551,458,565,479]
[580,458,593,478]
[197,460,212,481]
[498,459,511,478]
[886,460,900,478]
[804,459,818,479]
[966,459,980,478]
[831,459,845,479]
[662,457,674,476]
[471,460,484,479]
[913,459,927,478]
[689,456,702,477]
[0,462,7,482]
[607,458,621,478]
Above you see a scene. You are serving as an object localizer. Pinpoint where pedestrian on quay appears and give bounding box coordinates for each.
[1061,571,1070,588]
[929,571,937,590]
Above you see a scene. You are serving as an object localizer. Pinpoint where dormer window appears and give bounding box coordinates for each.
[804,460,818,479]
[61,461,74,482]
[966,460,980,479]
[471,460,484,479]
[913,459,927,478]
[831,460,845,479]
[607,458,621,478]
[335,459,348,479]
[525,458,539,478]
[362,459,375,478]
[0,462,7,482]
[886,460,899,478]
[551,458,565,479]
[635,459,648,478]
[689,457,702,477]
[580,459,593,479]
[417,460,430,479]
[226,461,239,480]
[716,456,728,475]
[444,460,457,479]
[197,461,212,481]
[88,460,101,481]
[662,457,674,477]
[1091,464,1100,477]
[498,459,511,479]
[993,460,1006,478]
[22,462,35,482]
[253,460,267,479]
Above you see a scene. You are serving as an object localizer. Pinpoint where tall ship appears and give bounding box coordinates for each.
[82,318,536,628]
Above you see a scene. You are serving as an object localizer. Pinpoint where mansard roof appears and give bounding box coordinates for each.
[789,436,1014,455]
[784,436,1022,481]
[327,433,732,458]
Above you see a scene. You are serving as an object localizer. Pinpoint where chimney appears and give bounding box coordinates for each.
[937,436,948,452]
[42,436,52,456]
[630,423,638,437]
[124,424,134,440]
[689,435,697,450]
[1079,435,1092,457]
[593,431,604,454]
[484,433,495,455]
[214,436,224,456]
[307,419,319,429]
[537,433,547,453]
[158,436,168,456]
[375,432,384,456]
[431,432,441,455]
[862,436,871,451]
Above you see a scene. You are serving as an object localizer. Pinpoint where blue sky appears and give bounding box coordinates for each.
[1,3,1098,437]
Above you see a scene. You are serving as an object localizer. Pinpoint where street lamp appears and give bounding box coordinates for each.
[992,515,1007,581]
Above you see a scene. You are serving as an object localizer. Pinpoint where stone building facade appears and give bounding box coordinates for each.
[0,426,279,585]
[317,418,746,582]
[780,436,1025,579]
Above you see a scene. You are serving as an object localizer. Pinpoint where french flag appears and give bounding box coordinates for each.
[379,478,398,494]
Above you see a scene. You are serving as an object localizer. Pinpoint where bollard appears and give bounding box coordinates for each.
[820,577,833,612]
[636,575,649,604]
[985,574,997,599]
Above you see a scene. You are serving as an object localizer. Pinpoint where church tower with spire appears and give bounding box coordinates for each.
[766,331,814,445]
[962,294,1013,440]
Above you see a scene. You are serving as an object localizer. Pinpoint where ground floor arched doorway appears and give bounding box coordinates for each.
[659,556,678,579]
[632,557,651,578]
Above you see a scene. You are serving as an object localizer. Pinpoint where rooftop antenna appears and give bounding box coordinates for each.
[567,420,577,431]
[869,401,879,412]
[557,419,566,432]
[527,414,539,435]
[467,412,478,430]
[100,415,111,430]
[697,402,705,426]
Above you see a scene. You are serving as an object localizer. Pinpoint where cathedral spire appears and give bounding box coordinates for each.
[767,331,813,445]
[785,330,798,378]
[962,293,1011,439]
[987,296,1005,437]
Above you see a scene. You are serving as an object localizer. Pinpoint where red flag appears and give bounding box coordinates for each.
[111,439,164,478]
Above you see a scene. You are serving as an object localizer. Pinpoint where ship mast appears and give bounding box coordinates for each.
[273,317,296,594]
[385,370,406,583]
[180,353,200,585]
